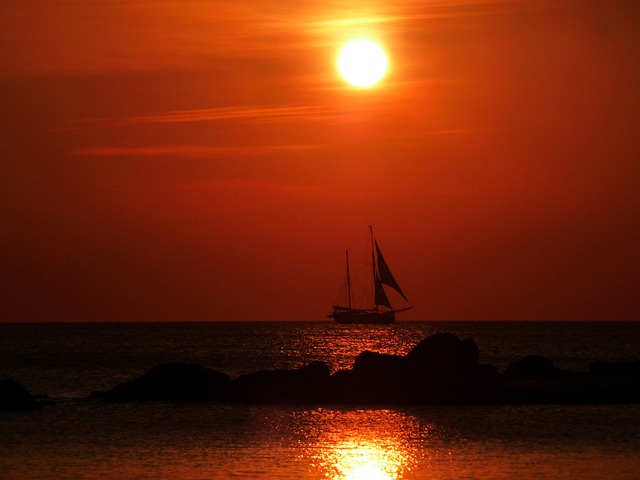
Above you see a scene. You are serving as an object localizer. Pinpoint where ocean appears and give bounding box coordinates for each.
[1,321,640,479]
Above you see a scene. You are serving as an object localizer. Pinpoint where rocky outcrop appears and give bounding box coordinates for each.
[0,379,45,411]
[407,333,480,370]
[403,333,499,404]
[504,355,567,380]
[90,333,501,405]
[328,333,500,404]
[503,356,640,404]
[88,333,640,406]
[233,361,331,403]
[590,360,640,376]
[91,362,232,402]
[329,351,409,404]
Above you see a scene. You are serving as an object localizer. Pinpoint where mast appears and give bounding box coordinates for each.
[370,225,377,312]
[346,250,352,309]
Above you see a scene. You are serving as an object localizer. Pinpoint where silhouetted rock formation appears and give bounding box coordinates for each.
[407,333,480,370]
[405,333,499,404]
[590,360,640,376]
[329,333,500,404]
[91,363,231,402]
[233,361,331,403]
[0,379,44,411]
[504,355,567,380]
[502,356,640,404]
[329,351,409,404]
[89,333,640,406]
[91,333,501,405]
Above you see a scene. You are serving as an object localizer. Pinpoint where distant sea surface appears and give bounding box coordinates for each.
[2,321,640,479]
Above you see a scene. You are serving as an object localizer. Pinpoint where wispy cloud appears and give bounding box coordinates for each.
[127,105,336,125]
[73,143,329,158]
[1,0,525,77]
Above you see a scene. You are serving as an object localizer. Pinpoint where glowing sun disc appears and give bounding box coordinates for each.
[338,40,388,87]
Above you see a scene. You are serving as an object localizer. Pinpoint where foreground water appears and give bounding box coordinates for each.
[1,321,640,479]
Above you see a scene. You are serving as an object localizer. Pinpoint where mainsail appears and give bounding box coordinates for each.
[374,272,392,308]
[375,241,408,302]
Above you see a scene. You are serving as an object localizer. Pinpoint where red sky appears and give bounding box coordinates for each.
[1,0,639,321]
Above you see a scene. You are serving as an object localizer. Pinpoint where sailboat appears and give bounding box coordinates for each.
[328,226,412,324]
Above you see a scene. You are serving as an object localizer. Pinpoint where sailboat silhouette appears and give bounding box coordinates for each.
[329,226,412,324]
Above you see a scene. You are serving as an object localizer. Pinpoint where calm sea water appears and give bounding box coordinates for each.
[1,321,640,479]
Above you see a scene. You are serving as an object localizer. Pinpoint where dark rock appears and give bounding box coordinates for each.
[93,332,640,406]
[329,361,410,405]
[352,351,407,376]
[472,364,503,403]
[402,362,501,405]
[89,333,500,406]
[501,356,640,404]
[233,361,331,403]
[0,379,42,411]
[502,371,640,404]
[590,360,640,376]
[504,355,566,380]
[91,363,232,402]
[343,351,410,403]
[327,334,500,405]
[406,332,480,372]
[297,361,332,398]
[399,333,498,404]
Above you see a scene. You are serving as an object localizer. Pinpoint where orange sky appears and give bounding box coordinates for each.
[1,0,639,321]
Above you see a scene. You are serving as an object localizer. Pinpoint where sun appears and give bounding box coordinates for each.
[338,40,388,88]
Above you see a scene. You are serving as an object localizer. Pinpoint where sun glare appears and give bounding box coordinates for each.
[330,442,401,480]
[338,40,388,88]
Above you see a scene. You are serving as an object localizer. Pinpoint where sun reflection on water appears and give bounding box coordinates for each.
[328,440,407,480]
[300,409,423,480]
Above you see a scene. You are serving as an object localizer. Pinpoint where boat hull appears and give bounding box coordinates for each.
[330,309,395,324]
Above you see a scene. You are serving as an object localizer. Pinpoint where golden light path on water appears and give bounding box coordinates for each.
[299,409,425,480]
[326,440,406,480]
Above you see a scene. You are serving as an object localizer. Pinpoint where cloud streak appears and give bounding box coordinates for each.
[73,143,329,158]
[127,105,336,125]
[1,0,528,77]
